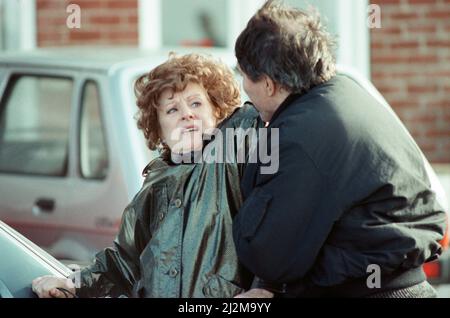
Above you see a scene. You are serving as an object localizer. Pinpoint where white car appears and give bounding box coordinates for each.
[0,47,238,263]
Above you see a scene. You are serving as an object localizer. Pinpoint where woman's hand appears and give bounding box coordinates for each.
[234,288,274,298]
[32,275,76,298]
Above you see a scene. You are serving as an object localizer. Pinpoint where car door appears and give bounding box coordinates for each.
[0,220,71,298]
[54,76,126,261]
[0,68,79,257]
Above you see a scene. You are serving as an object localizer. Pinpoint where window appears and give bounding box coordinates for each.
[79,81,108,179]
[0,75,72,176]
[162,0,228,47]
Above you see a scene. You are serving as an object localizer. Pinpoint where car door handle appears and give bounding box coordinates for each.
[33,198,55,214]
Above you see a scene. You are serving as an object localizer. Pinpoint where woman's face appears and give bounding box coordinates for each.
[157,82,217,154]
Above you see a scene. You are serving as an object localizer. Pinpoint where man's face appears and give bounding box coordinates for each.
[241,71,273,123]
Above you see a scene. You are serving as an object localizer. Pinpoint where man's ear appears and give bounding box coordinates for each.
[263,75,276,97]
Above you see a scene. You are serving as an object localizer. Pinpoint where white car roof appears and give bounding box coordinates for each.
[0,46,238,73]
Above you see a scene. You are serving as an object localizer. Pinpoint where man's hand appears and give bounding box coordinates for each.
[234,288,274,298]
[32,275,76,298]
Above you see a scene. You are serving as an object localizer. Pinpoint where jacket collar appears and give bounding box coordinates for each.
[267,93,302,127]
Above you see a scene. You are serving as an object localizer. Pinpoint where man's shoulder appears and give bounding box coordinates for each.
[270,90,349,159]
[273,76,365,135]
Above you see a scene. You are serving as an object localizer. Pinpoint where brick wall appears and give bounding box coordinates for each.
[37,0,138,46]
[370,0,450,163]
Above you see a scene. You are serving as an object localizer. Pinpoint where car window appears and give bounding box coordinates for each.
[79,81,108,179]
[0,75,73,176]
[0,221,71,298]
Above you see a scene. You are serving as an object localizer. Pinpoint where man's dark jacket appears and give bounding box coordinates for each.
[233,74,447,297]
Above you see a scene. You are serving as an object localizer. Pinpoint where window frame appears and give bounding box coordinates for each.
[77,79,109,181]
[0,72,75,178]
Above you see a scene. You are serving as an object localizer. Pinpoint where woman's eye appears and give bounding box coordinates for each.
[191,102,201,108]
[167,107,177,114]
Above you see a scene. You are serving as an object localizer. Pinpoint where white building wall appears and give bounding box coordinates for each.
[0,0,36,51]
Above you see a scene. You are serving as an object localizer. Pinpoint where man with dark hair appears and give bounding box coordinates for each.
[233,0,446,298]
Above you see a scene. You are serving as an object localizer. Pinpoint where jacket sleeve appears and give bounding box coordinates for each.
[233,138,337,284]
[75,204,146,298]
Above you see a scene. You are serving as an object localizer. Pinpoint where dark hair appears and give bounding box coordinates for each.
[235,0,336,94]
[134,53,241,151]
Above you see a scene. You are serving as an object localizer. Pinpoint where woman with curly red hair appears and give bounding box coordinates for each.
[135,53,241,155]
[31,53,268,298]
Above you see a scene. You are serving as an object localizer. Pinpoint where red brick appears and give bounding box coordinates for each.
[428,100,450,107]
[106,30,138,41]
[372,27,402,35]
[409,55,440,63]
[372,56,404,64]
[38,17,68,29]
[371,42,386,50]
[426,40,450,48]
[71,0,103,9]
[68,30,102,41]
[426,11,450,19]
[375,72,419,79]
[408,0,437,3]
[409,114,438,123]
[407,25,437,33]
[128,14,138,24]
[391,41,420,49]
[436,158,449,164]
[408,84,439,94]
[38,32,64,42]
[372,0,401,4]
[375,85,403,94]
[425,130,450,138]
[89,16,121,24]
[429,157,449,165]
[389,100,421,108]
[372,55,439,64]
[390,12,420,20]
[37,0,67,10]
[371,72,387,80]
[105,0,137,9]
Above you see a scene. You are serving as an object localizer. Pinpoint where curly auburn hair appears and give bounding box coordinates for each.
[235,0,336,94]
[134,53,241,151]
